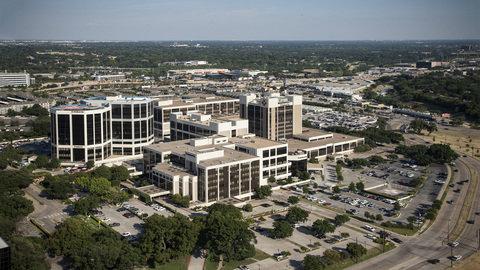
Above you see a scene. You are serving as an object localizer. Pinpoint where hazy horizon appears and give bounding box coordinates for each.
[1,0,479,41]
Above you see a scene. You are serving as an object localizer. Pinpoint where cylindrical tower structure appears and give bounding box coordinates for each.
[50,104,112,164]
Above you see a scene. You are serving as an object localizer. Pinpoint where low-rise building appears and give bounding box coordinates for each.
[0,71,33,87]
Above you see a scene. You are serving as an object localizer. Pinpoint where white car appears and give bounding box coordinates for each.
[451,255,462,261]
[449,241,459,248]
[121,232,131,237]
[364,225,375,232]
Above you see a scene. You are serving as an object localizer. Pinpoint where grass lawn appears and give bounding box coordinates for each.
[151,256,189,270]
[379,225,418,236]
[324,243,395,270]
[206,249,271,270]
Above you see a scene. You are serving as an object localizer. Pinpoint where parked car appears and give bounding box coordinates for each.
[109,222,120,227]
[448,241,459,248]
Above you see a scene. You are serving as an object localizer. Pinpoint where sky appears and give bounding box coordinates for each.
[0,0,479,41]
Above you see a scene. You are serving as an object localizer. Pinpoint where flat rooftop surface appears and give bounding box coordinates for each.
[153,163,194,177]
[159,96,237,109]
[229,136,286,149]
[288,132,363,151]
[294,128,332,141]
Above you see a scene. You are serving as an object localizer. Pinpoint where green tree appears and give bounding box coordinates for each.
[288,196,300,204]
[285,206,309,224]
[355,182,365,191]
[332,186,341,194]
[170,194,190,208]
[72,196,100,215]
[140,214,200,265]
[270,220,294,239]
[86,160,95,169]
[254,185,272,199]
[10,236,49,270]
[34,155,49,168]
[311,219,336,238]
[348,182,356,192]
[242,203,253,212]
[303,254,326,270]
[322,249,342,265]
[202,203,256,261]
[333,214,350,226]
[346,242,367,259]
[92,165,112,180]
[110,166,130,184]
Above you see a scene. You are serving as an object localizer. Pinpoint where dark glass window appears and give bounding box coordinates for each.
[263,150,269,158]
[87,115,94,145]
[73,148,85,162]
[141,120,147,138]
[140,103,146,118]
[58,114,70,144]
[134,121,141,139]
[112,104,121,119]
[112,121,122,139]
[94,114,102,144]
[123,122,132,139]
[72,115,84,145]
[134,104,140,118]
[123,104,131,119]
[277,147,287,155]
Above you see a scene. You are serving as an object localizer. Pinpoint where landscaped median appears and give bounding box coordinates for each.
[449,160,478,240]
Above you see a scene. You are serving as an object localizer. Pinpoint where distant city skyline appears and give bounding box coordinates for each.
[0,0,479,41]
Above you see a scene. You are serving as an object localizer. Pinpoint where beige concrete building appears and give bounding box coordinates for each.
[240,93,302,141]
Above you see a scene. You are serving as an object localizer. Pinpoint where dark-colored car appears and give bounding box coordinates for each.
[109,222,120,227]
[467,220,475,224]
[391,238,403,244]
[123,213,134,218]
[427,259,440,264]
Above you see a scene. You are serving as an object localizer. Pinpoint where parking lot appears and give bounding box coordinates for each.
[95,198,173,239]
[249,213,382,269]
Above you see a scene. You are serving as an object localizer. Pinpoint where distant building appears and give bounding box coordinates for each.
[0,237,11,270]
[240,93,302,141]
[415,61,449,69]
[93,74,125,81]
[0,71,33,87]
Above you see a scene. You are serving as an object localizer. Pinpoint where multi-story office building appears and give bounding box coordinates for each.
[85,96,155,157]
[240,93,302,141]
[50,104,112,165]
[144,136,260,204]
[0,237,10,270]
[229,135,289,185]
[0,71,33,87]
[50,95,154,165]
[170,112,248,141]
[153,96,239,140]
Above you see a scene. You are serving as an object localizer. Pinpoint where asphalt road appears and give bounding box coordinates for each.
[347,156,480,270]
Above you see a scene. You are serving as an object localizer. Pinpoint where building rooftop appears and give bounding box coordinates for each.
[198,147,258,167]
[287,132,363,152]
[229,135,287,149]
[157,96,237,109]
[293,128,332,141]
[145,137,259,167]
[51,104,106,112]
[153,163,194,177]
